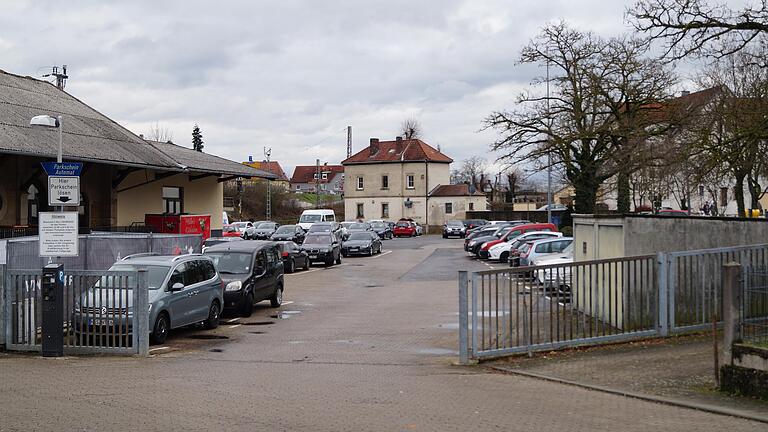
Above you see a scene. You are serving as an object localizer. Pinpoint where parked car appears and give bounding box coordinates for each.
[242,220,267,239]
[298,209,336,230]
[342,232,382,257]
[204,241,285,317]
[249,222,280,240]
[339,221,355,240]
[519,237,574,267]
[657,208,689,216]
[534,251,574,298]
[463,227,501,251]
[487,231,562,262]
[231,221,254,236]
[462,219,488,231]
[393,220,417,237]
[536,203,568,211]
[345,222,372,239]
[73,254,224,344]
[202,236,243,252]
[443,220,466,238]
[270,224,306,244]
[466,225,520,256]
[307,221,343,241]
[300,232,342,266]
[414,223,424,236]
[477,223,558,259]
[369,221,393,239]
[222,224,242,238]
[274,241,309,273]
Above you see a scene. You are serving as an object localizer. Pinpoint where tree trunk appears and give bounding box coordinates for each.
[617,170,631,213]
[747,173,763,210]
[571,171,599,214]
[734,173,746,217]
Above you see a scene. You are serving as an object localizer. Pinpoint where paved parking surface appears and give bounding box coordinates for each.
[0,236,764,431]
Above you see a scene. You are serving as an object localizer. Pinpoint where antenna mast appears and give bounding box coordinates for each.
[43,65,68,90]
[346,126,352,158]
[264,147,272,221]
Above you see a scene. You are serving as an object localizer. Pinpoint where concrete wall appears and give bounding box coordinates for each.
[427,195,487,227]
[116,171,223,228]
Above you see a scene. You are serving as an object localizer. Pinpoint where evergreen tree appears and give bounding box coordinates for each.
[192,124,204,152]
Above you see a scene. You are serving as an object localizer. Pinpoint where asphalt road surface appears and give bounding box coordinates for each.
[0,236,762,431]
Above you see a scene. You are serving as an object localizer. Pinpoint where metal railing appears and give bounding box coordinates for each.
[460,255,658,361]
[3,268,149,355]
[459,243,768,363]
[741,266,768,346]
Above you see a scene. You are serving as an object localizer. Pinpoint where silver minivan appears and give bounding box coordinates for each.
[72,254,224,344]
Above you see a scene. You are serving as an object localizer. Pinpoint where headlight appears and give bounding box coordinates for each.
[225,281,242,292]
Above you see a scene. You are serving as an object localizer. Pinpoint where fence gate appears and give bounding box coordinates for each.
[3,268,148,355]
[741,266,768,346]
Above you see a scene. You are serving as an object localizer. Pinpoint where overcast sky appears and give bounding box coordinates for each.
[0,0,640,177]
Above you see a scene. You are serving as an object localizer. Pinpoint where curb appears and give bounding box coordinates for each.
[489,366,768,425]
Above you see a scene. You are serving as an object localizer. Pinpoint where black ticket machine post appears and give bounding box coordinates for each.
[41,263,64,357]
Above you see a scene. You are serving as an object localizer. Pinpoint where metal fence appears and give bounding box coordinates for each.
[5,233,202,271]
[741,266,768,346]
[3,268,149,355]
[459,243,768,363]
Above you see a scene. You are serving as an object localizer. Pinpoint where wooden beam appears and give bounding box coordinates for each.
[217,175,242,183]
[116,170,182,193]
[19,166,44,191]
[112,167,141,189]
[189,173,217,181]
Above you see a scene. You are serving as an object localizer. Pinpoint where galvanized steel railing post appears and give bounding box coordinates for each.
[136,269,149,356]
[471,272,478,358]
[0,264,6,349]
[658,252,669,337]
[458,271,469,365]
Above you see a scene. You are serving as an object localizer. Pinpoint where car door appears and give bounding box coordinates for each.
[251,250,270,301]
[197,259,219,315]
[166,263,200,327]
[183,260,212,323]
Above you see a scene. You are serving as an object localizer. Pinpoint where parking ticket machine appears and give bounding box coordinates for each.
[41,263,64,357]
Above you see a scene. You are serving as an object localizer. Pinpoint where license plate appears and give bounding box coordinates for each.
[309,255,317,259]
[89,318,114,326]
[350,247,359,251]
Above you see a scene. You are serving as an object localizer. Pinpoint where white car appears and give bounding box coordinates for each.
[534,254,574,293]
[519,237,574,267]
[487,231,562,262]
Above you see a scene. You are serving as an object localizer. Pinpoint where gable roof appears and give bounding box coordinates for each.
[342,138,453,165]
[290,164,344,184]
[429,184,486,197]
[145,140,273,178]
[243,160,288,181]
[0,69,269,178]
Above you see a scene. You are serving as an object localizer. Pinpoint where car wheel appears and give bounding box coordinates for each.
[336,252,342,265]
[286,259,295,274]
[500,252,509,263]
[241,292,254,317]
[203,301,220,330]
[303,258,310,270]
[270,285,283,308]
[325,256,334,266]
[150,313,170,344]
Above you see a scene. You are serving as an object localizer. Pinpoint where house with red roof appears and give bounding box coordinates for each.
[342,137,486,230]
[242,158,290,189]
[290,164,345,194]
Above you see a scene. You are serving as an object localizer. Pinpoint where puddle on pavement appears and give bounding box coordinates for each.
[270,310,302,319]
[242,321,275,326]
[186,334,229,340]
[248,331,265,335]
[209,348,224,353]
[418,348,459,355]
[363,284,381,288]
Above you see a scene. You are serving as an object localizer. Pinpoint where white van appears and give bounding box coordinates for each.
[298,209,336,230]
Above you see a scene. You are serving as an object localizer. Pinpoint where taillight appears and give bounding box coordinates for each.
[282,252,289,257]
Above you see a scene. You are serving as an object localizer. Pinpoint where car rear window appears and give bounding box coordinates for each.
[349,232,372,241]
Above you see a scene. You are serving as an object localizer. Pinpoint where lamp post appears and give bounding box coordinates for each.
[30,115,64,212]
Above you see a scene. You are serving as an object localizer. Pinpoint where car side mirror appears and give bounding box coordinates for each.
[169,282,184,292]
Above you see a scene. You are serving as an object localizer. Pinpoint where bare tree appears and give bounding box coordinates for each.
[452,156,488,191]
[484,23,675,213]
[146,122,174,143]
[400,118,422,139]
[629,0,768,60]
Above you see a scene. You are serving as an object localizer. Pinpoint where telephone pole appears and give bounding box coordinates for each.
[264,147,272,220]
[315,158,321,209]
[43,65,68,90]
[346,126,352,158]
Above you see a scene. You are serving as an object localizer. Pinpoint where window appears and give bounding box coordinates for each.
[168,264,185,288]
[381,203,389,218]
[162,187,183,214]
[445,203,453,214]
[296,185,301,190]
[357,176,364,190]
[699,185,705,197]
[468,202,474,211]
[406,175,415,189]
[322,172,328,180]
[356,203,364,219]
[381,175,389,189]
[720,187,728,207]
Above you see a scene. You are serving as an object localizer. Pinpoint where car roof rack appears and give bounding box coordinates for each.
[171,253,204,262]
[121,252,160,260]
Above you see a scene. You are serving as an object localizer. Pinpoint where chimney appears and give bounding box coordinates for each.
[396,136,403,141]
[369,138,380,155]
[681,90,690,96]
[139,134,144,139]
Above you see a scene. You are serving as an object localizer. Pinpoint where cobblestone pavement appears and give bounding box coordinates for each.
[0,236,763,431]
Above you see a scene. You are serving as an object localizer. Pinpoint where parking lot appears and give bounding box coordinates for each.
[0,236,762,431]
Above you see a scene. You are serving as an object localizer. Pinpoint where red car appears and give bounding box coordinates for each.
[477,223,558,259]
[222,224,242,237]
[393,220,417,237]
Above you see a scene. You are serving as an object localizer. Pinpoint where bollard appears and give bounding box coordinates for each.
[720,262,741,368]
[458,271,469,365]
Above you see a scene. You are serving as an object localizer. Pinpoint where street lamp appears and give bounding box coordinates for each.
[30,115,63,163]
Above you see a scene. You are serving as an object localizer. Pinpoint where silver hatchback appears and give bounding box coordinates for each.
[72,254,224,344]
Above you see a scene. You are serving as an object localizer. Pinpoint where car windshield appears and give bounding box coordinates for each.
[309,224,332,232]
[349,223,368,230]
[300,214,322,223]
[257,222,277,229]
[370,222,386,228]
[222,225,237,233]
[447,221,463,226]
[341,222,354,228]
[495,227,513,237]
[106,264,169,290]
[396,222,410,227]
[204,239,228,247]
[204,252,252,274]
[274,225,294,234]
[232,222,249,231]
[304,234,332,245]
[348,233,372,241]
